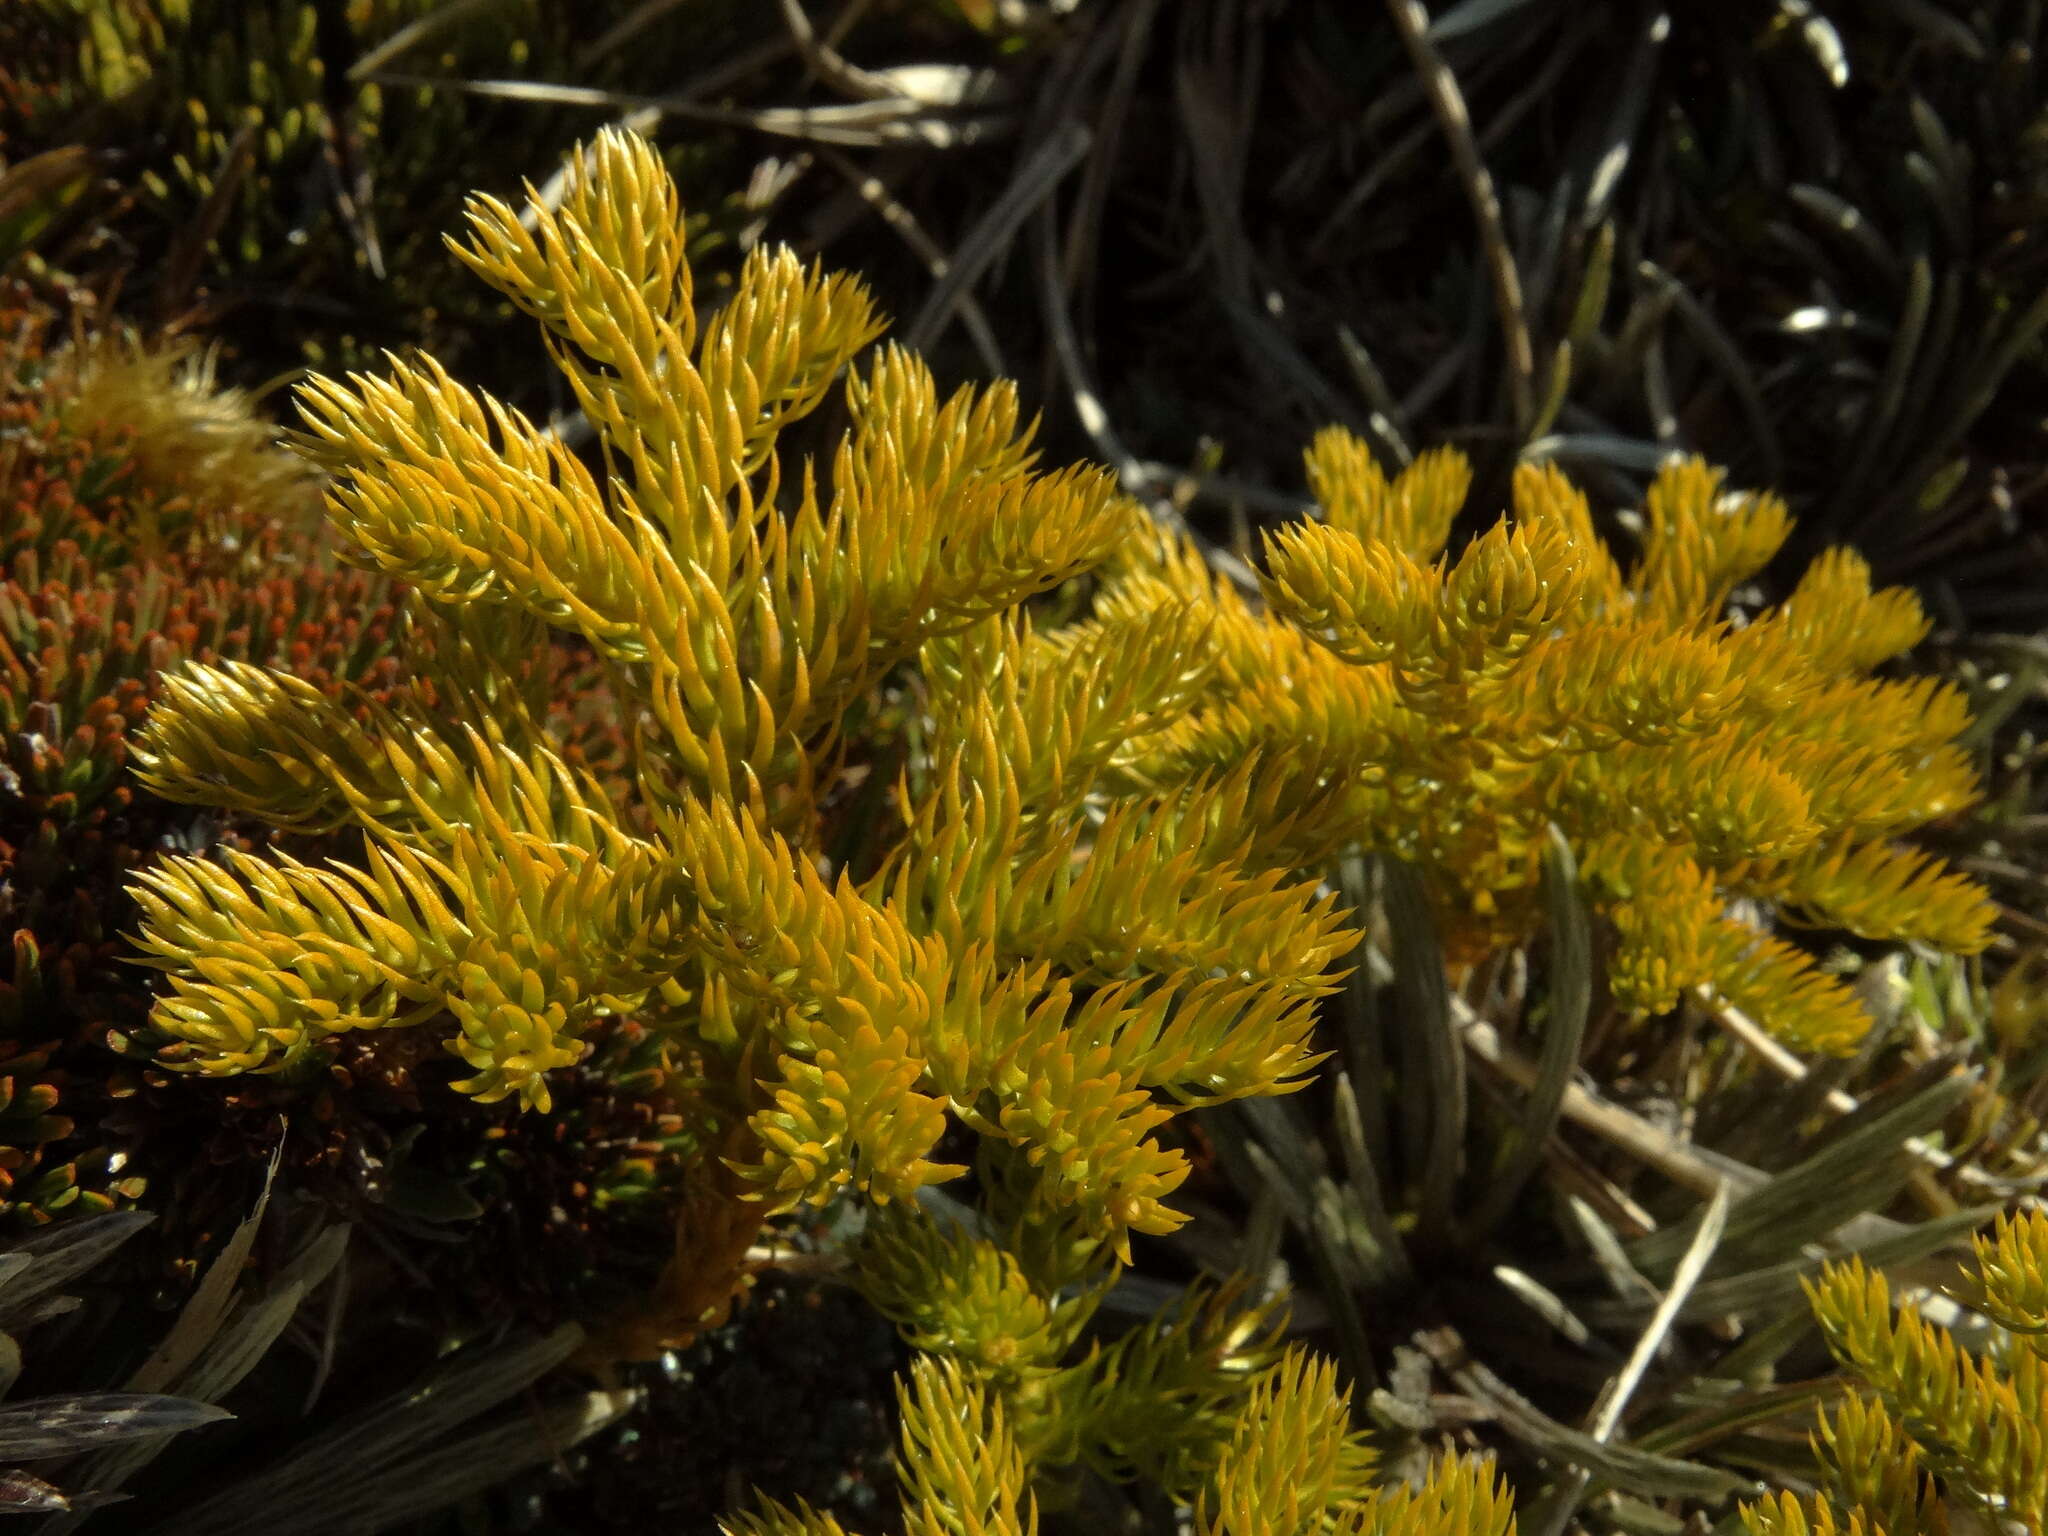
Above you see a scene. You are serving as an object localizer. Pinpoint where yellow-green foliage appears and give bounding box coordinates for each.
[723,1357,1041,1536]
[1102,435,1994,1053]
[124,130,1347,1307]
[1747,1209,2048,1535]
[119,123,1996,1398]
[53,331,324,530]
[853,1191,1306,1506]
[778,1164,1514,1530]
[723,1307,1505,1536]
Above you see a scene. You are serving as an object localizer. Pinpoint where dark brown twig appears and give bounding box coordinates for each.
[1382,0,1536,432]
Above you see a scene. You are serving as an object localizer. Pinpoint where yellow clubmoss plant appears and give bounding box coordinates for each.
[848,1171,1306,1514]
[724,1328,1514,1536]
[817,1150,1520,1526]
[1101,434,1996,1054]
[1740,1207,2048,1536]
[122,128,1349,1351]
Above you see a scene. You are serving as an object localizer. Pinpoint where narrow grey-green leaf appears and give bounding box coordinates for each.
[1334,326,1414,466]
[147,1324,586,1525]
[0,1214,152,1329]
[1589,1202,1998,1327]
[1382,857,1462,1245]
[1415,1329,1752,1501]
[1425,0,1548,42]
[165,1390,633,1536]
[1468,827,1589,1238]
[1627,1069,1974,1278]
[0,1394,229,1460]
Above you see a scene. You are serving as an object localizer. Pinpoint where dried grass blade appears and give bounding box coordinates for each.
[1524,1181,1732,1536]
[1627,1068,1976,1278]
[904,119,1090,352]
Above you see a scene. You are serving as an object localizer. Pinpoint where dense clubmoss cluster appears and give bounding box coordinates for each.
[97,125,2026,1536]
[1741,1208,2048,1536]
[128,134,1349,1350]
[1104,436,1994,1053]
